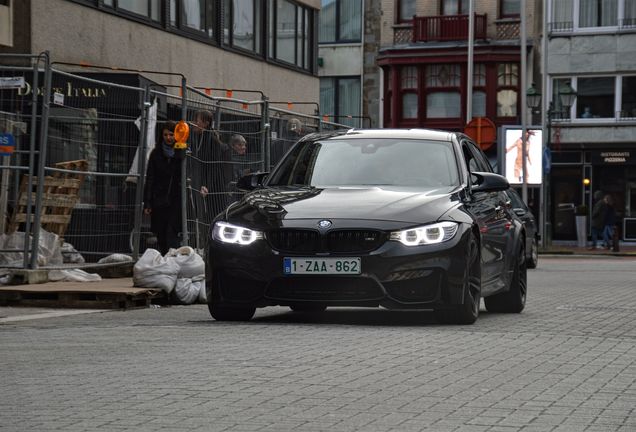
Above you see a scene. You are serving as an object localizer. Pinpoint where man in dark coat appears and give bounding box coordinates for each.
[589,190,606,250]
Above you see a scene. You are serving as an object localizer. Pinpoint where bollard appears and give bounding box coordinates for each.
[612,225,620,252]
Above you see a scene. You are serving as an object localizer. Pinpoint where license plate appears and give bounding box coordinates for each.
[283,257,361,275]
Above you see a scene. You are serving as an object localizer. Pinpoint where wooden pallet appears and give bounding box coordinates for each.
[8,159,88,236]
[0,285,163,309]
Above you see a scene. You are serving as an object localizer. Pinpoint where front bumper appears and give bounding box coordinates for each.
[206,225,472,310]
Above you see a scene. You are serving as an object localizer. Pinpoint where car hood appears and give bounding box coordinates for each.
[226,186,460,228]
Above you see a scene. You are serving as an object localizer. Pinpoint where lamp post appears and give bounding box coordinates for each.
[526,82,577,248]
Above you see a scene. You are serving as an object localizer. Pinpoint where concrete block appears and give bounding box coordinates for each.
[8,269,49,285]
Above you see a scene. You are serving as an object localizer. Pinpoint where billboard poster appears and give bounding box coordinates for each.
[504,128,543,185]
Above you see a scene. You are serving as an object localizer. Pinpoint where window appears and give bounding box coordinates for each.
[579,0,617,27]
[549,0,636,30]
[425,64,461,119]
[224,0,262,53]
[442,0,468,15]
[320,77,361,127]
[170,0,217,37]
[398,0,416,22]
[576,77,615,118]
[401,66,418,119]
[497,63,518,117]
[622,76,636,118]
[104,0,162,21]
[501,0,521,16]
[319,0,362,43]
[626,0,636,26]
[270,0,314,70]
[472,64,486,118]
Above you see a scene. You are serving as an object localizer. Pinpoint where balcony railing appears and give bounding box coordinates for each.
[412,14,488,42]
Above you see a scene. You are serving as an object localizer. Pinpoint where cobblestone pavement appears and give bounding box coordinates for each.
[1,257,635,432]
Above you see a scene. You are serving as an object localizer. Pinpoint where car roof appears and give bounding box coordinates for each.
[302,128,455,143]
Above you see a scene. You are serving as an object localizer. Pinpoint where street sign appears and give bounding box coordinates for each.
[0,133,15,156]
[464,117,496,151]
[0,77,25,89]
[543,146,551,174]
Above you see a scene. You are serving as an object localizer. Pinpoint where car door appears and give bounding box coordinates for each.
[462,141,511,291]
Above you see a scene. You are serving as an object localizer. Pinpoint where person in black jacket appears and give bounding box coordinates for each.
[603,194,617,250]
[143,121,182,254]
[589,190,606,250]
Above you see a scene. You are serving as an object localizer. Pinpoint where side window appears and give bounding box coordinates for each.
[462,144,479,173]
[468,142,492,172]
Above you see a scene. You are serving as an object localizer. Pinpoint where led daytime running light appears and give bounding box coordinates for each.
[213,222,263,245]
[390,222,459,246]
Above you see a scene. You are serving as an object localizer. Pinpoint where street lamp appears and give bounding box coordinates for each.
[526,82,577,248]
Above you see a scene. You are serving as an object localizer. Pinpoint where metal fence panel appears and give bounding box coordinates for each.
[43,69,147,261]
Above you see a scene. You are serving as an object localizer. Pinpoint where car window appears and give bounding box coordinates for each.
[469,143,494,173]
[268,138,460,188]
[461,144,479,173]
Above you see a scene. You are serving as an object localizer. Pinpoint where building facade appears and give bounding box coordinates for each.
[376,0,540,159]
[546,0,636,241]
[0,0,321,103]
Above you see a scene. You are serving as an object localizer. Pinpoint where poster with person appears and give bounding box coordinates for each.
[504,128,543,185]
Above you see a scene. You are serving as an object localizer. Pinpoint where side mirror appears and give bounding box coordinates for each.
[236,172,269,191]
[471,172,510,193]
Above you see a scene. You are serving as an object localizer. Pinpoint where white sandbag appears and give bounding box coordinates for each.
[133,248,179,293]
[48,269,102,282]
[194,276,207,303]
[98,253,133,264]
[0,229,62,267]
[174,277,200,305]
[166,246,205,279]
[61,242,85,264]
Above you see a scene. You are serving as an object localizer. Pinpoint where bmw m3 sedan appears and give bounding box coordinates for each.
[206,129,527,324]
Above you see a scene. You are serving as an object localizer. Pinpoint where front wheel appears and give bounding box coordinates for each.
[208,303,255,321]
[435,234,481,325]
[484,241,527,313]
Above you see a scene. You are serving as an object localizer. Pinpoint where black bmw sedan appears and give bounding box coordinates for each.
[206,129,527,325]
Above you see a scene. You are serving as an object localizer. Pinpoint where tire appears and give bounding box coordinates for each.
[435,234,481,325]
[208,303,255,321]
[484,241,527,313]
[526,237,538,269]
[290,304,327,313]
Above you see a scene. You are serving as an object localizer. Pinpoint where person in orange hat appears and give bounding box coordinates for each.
[506,130,535,182]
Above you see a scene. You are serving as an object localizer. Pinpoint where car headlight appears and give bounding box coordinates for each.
[212,222,263,245]
[390,221,459,246]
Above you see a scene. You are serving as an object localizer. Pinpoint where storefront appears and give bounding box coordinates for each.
[550,149,636,241]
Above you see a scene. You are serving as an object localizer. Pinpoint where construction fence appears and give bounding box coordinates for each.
[0,53,351,269]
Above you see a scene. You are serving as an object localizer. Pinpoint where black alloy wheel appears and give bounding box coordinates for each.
[207,276,256,321]
[208,302,256,321]
[527,238,539,269]
[484,241,527,313]
[435,234,481,325]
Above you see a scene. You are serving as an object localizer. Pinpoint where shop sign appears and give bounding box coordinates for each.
[592,151,636,165]
[0,77,25,89]
[0,133,15,156]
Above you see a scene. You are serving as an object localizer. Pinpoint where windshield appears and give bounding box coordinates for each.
[268,138,460,188]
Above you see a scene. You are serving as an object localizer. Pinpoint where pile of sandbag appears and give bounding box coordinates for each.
[133,247,206,305]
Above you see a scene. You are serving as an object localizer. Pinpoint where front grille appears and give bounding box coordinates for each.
[266,229,385,254]
[265,277,384,302]
[327,230,385,253]
[267,230,320,253]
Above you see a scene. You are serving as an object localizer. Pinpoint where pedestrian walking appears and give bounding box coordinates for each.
[603,194,617,250]
[143,121,182,255]
[589,190,606,250]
